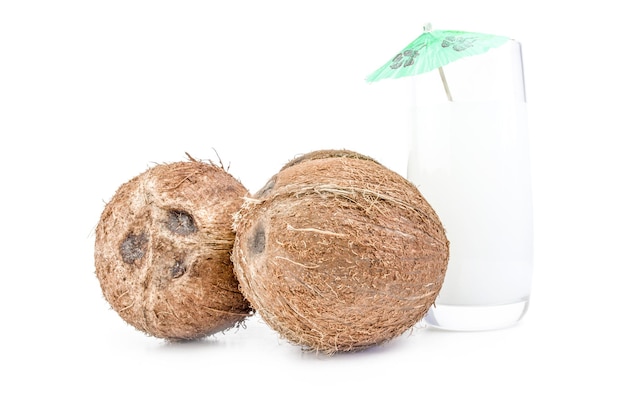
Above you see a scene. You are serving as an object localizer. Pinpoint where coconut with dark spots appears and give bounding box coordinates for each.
[232,149,450,353]
[94,157,252,340]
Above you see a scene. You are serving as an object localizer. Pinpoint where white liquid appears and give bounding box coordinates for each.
[407,101,532,306]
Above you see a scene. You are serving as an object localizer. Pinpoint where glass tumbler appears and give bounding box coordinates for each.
[407,39,532,330]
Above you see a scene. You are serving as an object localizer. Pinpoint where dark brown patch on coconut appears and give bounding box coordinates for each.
[166,210,197,235]
[120,232,148,264]
[170,259,186,278]
[95,158,253,340]
[232,149,449,354]
[248,224,266,255]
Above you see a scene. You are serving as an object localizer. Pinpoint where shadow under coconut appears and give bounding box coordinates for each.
[149,330,248,353]
[287,325,431,361]
[155,337,224,350]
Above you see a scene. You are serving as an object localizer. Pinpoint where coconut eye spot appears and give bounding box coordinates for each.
[170,259,186,278]
[248,225,266,255]
[120,232,149,264]
[166,210,197,235]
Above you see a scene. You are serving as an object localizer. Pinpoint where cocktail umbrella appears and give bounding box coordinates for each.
[366,23,509,101]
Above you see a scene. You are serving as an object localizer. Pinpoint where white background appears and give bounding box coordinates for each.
[1,1,624,413]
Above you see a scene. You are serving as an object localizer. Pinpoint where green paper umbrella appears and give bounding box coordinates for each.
[366,23,510,101]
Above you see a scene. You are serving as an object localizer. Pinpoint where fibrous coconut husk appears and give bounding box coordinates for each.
[94,157,252,340]
[232,149,449,353]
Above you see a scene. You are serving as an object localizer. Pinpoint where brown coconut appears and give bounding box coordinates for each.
[94,157,252,340]
[232,149,450,353]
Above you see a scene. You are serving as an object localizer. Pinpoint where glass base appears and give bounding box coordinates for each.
[424,299,529,331]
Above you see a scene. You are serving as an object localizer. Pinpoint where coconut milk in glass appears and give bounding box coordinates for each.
[407,39,532,330]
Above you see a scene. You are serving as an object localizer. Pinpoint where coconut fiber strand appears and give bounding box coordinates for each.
[232,150,449,353]
[94,158,252,340]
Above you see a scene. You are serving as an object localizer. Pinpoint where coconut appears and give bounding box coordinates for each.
[94,156,252,340]
[232,149,450,353]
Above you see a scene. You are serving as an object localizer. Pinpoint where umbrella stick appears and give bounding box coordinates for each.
[438,67,453,101]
